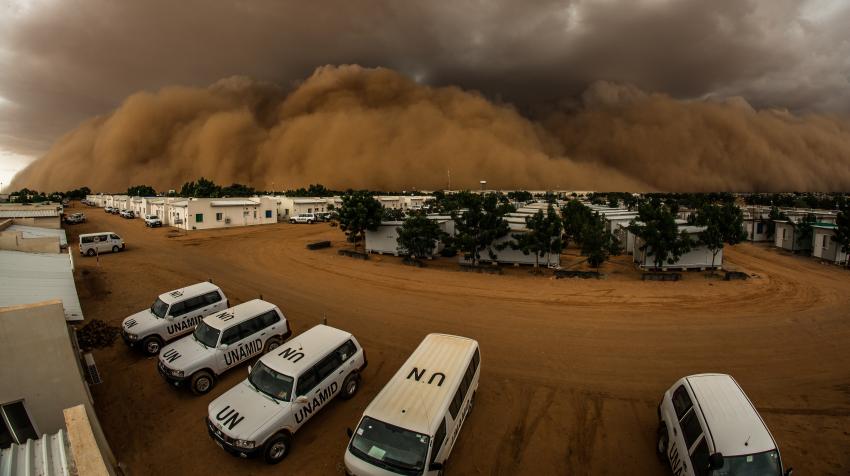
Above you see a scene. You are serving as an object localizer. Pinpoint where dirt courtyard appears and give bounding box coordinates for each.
[66,204,850,476]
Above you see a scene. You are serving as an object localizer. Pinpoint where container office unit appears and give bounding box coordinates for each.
[811,224,848,265]
[365,215,454,256]
[632,225,722,270]
[168,197,277,231]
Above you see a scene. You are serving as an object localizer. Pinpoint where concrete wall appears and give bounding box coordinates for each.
[812,228,848,264]
[633,235,723,270]
[774,222,810,252]
[743,219,771,242]
[0,301,95,438]
[9,216,61,229]
[64,405,116,476]
[0,232,61,253]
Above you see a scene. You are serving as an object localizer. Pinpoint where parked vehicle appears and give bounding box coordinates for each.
[104,206,114,213]
[121,282,229,355]
[79,232,124,256]
[158,299,291,395]
[657,374,792,476]
[289,213,316,224]
[144,214,163,227]
[120,210,135,218]
[316,212,334,222]
[344,334,480,476]
[207,325,367,463]
[109,207,121,215]
[64,213,86,224]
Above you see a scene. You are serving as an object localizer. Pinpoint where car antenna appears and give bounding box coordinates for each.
[744,435,750,447]
[322,314,327,325]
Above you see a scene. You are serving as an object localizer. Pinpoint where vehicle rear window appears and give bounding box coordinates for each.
[203,291,222,305]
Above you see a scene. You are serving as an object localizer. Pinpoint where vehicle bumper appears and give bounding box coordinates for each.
[157,361,188,387]
[121,330,138,348]
[206,418,262,458]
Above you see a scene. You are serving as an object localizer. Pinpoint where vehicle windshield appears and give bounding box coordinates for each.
[349,416,429,476]
[150,298,169,318]
[712,450,782,476]
[193,321,220,348]
[248,361,294,401]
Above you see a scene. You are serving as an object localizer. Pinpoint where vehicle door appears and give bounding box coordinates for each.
[665,384,700,476]
[293,352,342,430]
[257,310,285,342]
[164,296,202,339]
[216,316,264,372]
[109,234,122,251]
[97,235,111,253]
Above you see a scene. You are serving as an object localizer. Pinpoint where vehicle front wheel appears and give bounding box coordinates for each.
[141,336,163,356]
[339,372,360,400]
[656,424,669,461]
[190,371,215,395]
[263,433,292,464]
[112,245,120,253]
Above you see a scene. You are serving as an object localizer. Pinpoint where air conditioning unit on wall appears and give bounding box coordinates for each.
[225,218,231,224]
[84,353,102,385]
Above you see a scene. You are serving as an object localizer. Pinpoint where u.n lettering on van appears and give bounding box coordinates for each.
[277,347,305,363]
[215,405,245,431]
[406,367,446,386]
[166,315,203,335]
[295,382,339,424]
[162,348,181,363]
[223,339,263,366]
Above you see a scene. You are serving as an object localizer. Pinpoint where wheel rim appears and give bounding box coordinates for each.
[113,246,119,252]
[196,377,211,392]
[347,380,357,395]
[146,341,160,354]
[268,341,279,351]
[270,441,287,459]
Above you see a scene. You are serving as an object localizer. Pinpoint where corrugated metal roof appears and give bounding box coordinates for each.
[209,200,259,207]
[0,429,75,476]
[0,250,83,322]
[0,209,60,218]
[6,225,68,247]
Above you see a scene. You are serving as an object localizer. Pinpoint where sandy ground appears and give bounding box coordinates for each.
[65,204,850,476]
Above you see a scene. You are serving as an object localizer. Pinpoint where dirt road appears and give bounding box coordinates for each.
[67,205,850,475]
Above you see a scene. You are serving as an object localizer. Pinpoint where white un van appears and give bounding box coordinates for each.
[206,324,368,463]
[79,232,124,256]
[657,373,793,476]
[344,334,480,476]
[121,282,229,355]
[157,299,291,395]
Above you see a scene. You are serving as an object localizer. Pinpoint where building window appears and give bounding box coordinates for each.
[823,235,829,249]
[1,401,38,448]
[253,210,257,219]
[216,212,223,221]
[195,213,203,223]
[265,210,272,218]
[756,222,764,234]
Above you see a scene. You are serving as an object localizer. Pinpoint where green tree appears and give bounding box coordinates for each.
[511,205,563,269]
[221,183,255,197]
[561,200,593,248]
[607,195,620,208]
[382,207,406,221]
[507,190,533,203]
[630,199,692,270]
[338,191,383,252]
[794,213,817,253]
[835,204,850,268]
[451,193,510,266]
[180,177,221,197]
[127,185,156,196]
[694,203,748,271]
[580,214,621,272]
[396,213,446,259]
[767,206,788,238]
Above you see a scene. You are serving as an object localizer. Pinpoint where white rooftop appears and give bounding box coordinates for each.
[0,429,74,476]
[0,250,83,322]
[158,282,220,305]
[687,374,776,456]
[0,208,60,218]
[210,199,259,207]
[203,299,276,331]
[6,225,68,247]
[260,325,352,376]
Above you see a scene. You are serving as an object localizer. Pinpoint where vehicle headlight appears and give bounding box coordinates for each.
[170,368,184,378]
[125,332,140,341]
[234,439,255,449]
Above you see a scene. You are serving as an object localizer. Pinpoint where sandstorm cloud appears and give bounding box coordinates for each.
[3,0,850,190]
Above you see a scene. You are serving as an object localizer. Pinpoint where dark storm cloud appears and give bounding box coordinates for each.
[2,0,850,190]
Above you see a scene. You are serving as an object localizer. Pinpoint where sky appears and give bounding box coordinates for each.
[1,0,850,191]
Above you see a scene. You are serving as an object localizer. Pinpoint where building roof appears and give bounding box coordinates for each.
[6,225,68,247]
[0,250,83,321]
[292,198,328,204]
[170,200,188,207]
[363,334,478,435]
[210,200,259,207]
[686,374,776,456]
[203,299,276,331]
[260,325,352,376]
[158,282,220,305]
[0,429,74,476]
[0,208,60,218]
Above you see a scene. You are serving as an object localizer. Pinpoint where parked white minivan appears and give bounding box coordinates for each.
[79,232,124,256]
[158,299,291,395]
[207,325,367,463]
[657,373,793,476]
[344,334,480,476]
[121,282,229,355]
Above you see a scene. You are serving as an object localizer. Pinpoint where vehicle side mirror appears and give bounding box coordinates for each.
[295,395,308,404]
[429,463,444,471]
[346,428,353,438]
[166,315,174,320]
[218,343,228,350]
[708,453,724,469]
[248,365,252,374]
